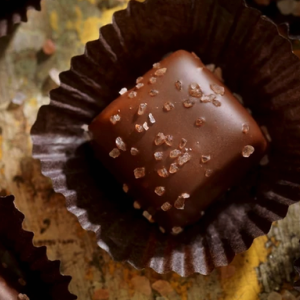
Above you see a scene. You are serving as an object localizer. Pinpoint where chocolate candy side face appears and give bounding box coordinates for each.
[89,50,267,234]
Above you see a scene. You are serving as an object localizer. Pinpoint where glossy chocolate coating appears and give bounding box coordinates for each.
[89,50,267,233]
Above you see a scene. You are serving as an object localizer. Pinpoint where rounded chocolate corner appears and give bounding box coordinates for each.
[0,0,41,37]
[31,0,300,276]
[0,195,77,299]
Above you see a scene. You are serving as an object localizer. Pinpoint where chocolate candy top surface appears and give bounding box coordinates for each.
[89,50,267,233]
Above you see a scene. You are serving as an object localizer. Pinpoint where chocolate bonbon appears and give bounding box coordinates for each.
[31,0,300,275]
[89,50,268,233]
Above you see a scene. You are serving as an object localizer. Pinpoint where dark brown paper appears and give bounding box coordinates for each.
[31,0,300,276]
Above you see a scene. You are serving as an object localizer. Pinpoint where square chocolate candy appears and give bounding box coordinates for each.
[89,50,267,234]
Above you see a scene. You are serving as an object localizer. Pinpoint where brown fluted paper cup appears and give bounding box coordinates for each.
[0,0,41,37]
[31,0,300,276]
[246,0,300,39]
[0,195,76,299]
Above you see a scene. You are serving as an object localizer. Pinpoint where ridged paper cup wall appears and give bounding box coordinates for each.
[31,0,300,276]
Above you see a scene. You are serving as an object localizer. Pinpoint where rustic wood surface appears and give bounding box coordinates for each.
[1,1,300,299]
